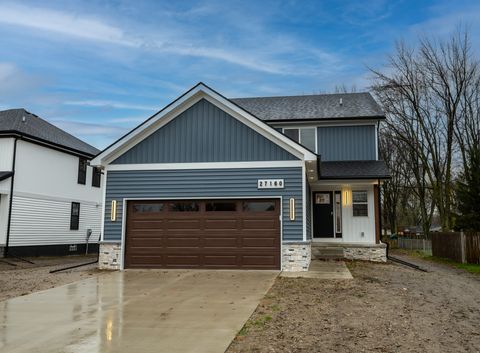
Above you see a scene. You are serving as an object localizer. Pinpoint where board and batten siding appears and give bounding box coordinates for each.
[9,195,102,246]
[112,99,298,164]
[317,125,376,161]
[104,167,304,242]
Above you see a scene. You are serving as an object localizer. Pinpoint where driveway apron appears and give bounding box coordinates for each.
[0,270,278,353]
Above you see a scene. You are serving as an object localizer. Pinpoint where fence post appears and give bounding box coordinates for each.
[460,231,466,264]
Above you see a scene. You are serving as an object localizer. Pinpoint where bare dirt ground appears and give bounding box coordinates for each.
[0,255,104,302]
[227,252,480,353]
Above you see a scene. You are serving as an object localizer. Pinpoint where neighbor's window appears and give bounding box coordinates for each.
[70,202,80,230]
[282,128,316,152]
[92,167,101,187]
[169,202,199,212]
[206,202,237,212]
[78,158,87,185]
[243,201,275,212]
[352,191,368,217]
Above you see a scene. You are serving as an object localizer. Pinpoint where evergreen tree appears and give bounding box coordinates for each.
[456,147,480,230]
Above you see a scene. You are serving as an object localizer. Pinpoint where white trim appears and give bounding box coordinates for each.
[100,169,107,242]
[92,84,317,166]
[119,195,284,271]
[302,164,307,241]
[375,122,379,160]
[272,120,380,127]
[106,160,304,171]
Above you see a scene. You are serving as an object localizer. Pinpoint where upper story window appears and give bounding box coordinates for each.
[282,128,316,152]
[77,158,87,185]
[92,167,101,188]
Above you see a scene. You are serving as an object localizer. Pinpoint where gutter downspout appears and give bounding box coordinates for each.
[5,137,18,257]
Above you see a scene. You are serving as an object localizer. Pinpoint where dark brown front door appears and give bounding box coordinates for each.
[125,199,280,269]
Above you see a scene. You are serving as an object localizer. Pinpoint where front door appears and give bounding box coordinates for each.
[313,192,334,238]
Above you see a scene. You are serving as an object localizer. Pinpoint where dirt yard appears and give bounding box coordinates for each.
[0,255,103,302]
[227,253,480,353]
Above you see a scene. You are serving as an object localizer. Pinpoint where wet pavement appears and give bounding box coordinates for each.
[0,269,278,353]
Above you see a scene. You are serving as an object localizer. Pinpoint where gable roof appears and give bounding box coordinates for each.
[231,92,384,122]
[91,83,318,168]
[0,108,99,157]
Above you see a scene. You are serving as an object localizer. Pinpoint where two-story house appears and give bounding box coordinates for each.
[0,109,103,257]
[91,83,390,271]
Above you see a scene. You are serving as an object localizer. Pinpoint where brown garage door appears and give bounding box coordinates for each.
[125,199,280,269]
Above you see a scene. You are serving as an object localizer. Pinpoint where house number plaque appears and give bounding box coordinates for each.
[257,179,284,189]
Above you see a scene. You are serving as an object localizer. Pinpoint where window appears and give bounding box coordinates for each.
[70,202,80,230]
[169,202,199,212]
[78,158,87,185]
[92,167,101,187]
[133,203,164,213]
[283,128,299,142]
[352,191,368,217]
[206,202,237,211]
[243,201,275,212]
[282,128,316,152]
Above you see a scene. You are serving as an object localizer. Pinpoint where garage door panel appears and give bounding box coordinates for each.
[204,219,238,229]
[166,219,202,229]
[203,237,238,248]
[242,219,278,229]
[241,237,277,248]
[125,199,280,269]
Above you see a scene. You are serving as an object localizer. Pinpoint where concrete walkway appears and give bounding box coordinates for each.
[281,260,353,279]
[0,270,278,353]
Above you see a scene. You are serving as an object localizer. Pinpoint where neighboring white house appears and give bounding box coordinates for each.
[0,109,103,257]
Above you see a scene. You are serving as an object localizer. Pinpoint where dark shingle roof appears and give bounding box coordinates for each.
[231,92,384,121]
[319,160,390,179]
[0,171,13,181]
[0,109,99,157]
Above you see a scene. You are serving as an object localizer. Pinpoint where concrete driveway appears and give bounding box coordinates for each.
[0,270,278,353]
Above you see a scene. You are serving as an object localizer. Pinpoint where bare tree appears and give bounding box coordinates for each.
[371,28,479,232]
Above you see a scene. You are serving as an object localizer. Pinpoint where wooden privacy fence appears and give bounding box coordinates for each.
[431,232,480,264]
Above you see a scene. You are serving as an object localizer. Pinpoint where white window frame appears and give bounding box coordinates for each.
[282,127,317,153]
[352,190,368,217]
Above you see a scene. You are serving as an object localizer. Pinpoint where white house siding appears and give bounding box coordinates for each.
[7,140,103,246]
[0,137,14,173]
[311,183,376,244]
[9,195,101,246]
[0,194,10,245]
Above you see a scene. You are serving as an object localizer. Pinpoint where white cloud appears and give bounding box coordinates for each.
[0,3,136,46]
[63,100,157,111]
[0,3,341,75]
[50,119,128,137]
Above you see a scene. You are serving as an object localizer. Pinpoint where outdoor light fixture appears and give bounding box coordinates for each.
[289,198,295,221]
[342,189,352,207]
[111,200,117,221]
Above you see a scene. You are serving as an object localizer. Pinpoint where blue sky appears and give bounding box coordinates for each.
[0,0,479,149]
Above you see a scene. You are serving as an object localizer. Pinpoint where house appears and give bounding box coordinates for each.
[0,109,103,257]
[91,83,390,271]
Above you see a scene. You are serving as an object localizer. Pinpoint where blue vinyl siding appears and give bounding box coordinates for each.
[317,125,376,161]
[104,167,303,242]
[113,99,297,164]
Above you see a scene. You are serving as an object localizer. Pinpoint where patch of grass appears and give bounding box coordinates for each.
[236,314,273,337]
[423,255,480,275]
[270,303,281,312]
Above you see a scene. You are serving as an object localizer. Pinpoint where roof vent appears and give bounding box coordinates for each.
[22,116,26,123]
[339,98,343,106]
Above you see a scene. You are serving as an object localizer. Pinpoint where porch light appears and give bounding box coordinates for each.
[111,200,117,221]
[342,189,352,207]
[289,198,295,221]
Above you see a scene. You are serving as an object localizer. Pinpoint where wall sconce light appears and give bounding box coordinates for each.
[289,198,295,221]
[342,189,352,207]
[111,200,117,221]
